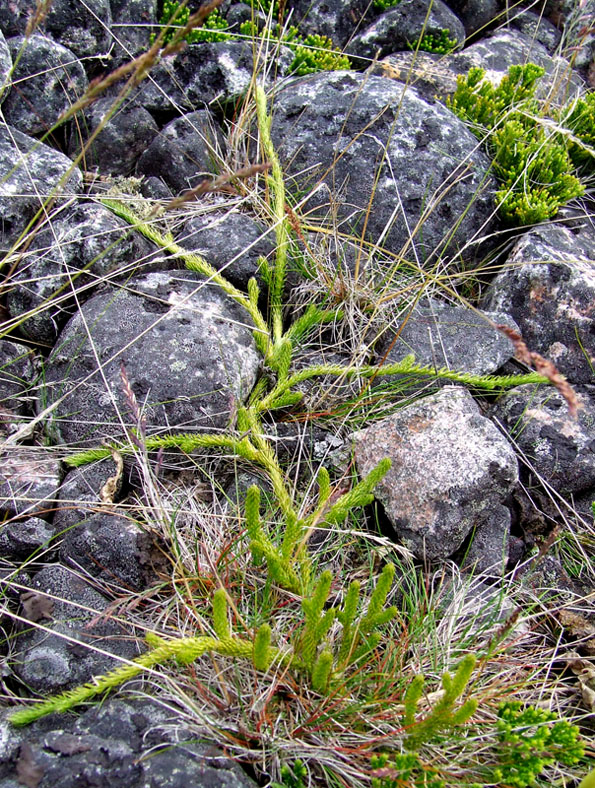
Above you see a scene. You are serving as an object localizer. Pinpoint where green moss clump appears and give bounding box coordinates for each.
[409,29,458,54]
[373,0,401,10]
[150,1,230,45]
[447,64,587,226]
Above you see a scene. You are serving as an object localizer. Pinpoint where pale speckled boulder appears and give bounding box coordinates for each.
[3,35,88,135]
[0,126,83,251]
[269,71,497,265]
[482,223,595,385]
[353,386,518,560]
[42,271,261,447]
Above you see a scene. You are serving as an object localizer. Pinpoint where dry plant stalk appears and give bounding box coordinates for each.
[495,324,579,418]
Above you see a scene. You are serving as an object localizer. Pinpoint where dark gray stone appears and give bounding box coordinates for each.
[176,209,275,290]
[0,699,259,788]
[481,223,595,385]
[109,0,158,59]
[291,0,376,47]
[42,270,261,446]
[0,447,61,520]
[442,0,502,35]
[69,95,159,176]
[59,510,162,591]
[3,35,88,135]
[12,565,139,692]
[462,503,510,574]
[353,386,518,560]
[491,384,595,497]
[505,9,563,53]
[136,110,226,194]
[140,175,173,201]
[5,201,160,344]
[0,125,83,251]
[348,0,466,62]
[0,28,11,101]
[374,300,517,388]
[44,0,112,58]
[0,516,55,560]
[136,40,294,112]
[0,340,36,415]
[53,459,123,532]
[269,71,497,264]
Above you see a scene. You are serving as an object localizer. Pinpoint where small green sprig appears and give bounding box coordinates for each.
[490,702,585,787]
[409,29,458,55]
[403,654,478,751]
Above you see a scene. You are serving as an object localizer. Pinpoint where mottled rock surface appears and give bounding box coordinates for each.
[0,448,61,519]
[269,71,496,263]
[42,271,260,446]
[353,386,518,559]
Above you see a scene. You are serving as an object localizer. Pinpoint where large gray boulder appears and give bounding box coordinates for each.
[353,386,518,560]
[269,71,496,265]
[481,223,595,385]
[3,35,88,135]
[0,126,83,251]
[42,271,261,447]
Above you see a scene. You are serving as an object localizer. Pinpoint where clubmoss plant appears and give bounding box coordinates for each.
[150,0,230,45]
[446,63,590,225]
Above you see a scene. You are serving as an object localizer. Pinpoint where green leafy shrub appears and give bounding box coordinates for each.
[371,752,444,788]
[446,64,587,225]
[286,31,352,75]
[150,0,230,45]
[271,759,308,788]
[490,702,585,787]
[409,29,458,55]
[373,0,401,10]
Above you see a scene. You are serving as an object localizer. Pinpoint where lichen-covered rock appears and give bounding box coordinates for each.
[53,459,124,532]
[505,9,563,53]
[59,510,162,591]
[68,95,158,176]
[481,223,595,385]
[374,300,517,383]
[491,384,595,496]
[0,28,11,100]
[291,0,376,47]
[0,339,36,415]
[12,565,139,692]
[440,0,501,35]
[348,0,466,63]
[5,202,160,344]
[353,386,518,560]
[462,503,511,574]
[136,40,294,112]
[0,516,55,560]
[42,270,260,446]
[0,126,83,251]
[136,110,226,194]
[3,35,88,135]
[176,209,275,290]
[0,447,61,519]
[44,0,112,58]
[109,0,157,58]
[269,71,496,265]
[0,699,259,788]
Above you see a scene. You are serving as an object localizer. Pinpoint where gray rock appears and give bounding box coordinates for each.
[462,504,510,574]
[176,209,275,290]
[5,201,159,344]
[0,28,11,102]
[291,0,376,47]
[0,447,61,519]
[136,40,294,112]
[505,9,563,54]
[374,300,517,391]
[109,0,158,59]
[12,564,139,692]
[59,510,162,591]
[0,699,259,788]
[441,0,502,35]
[0,0,112,56]
[0,340,36,415]
[0,125,83,251]
[3,35,88,135]
[69,95,159,176]
[0,516,55,560]
[53,459,124,532]
[353,386,518,560]
[491,384,595,496]
[42,270,260,446]
[136,110,226,194]
[481,223,595,385]
[348,0,466,63]
[269,71,496,264]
